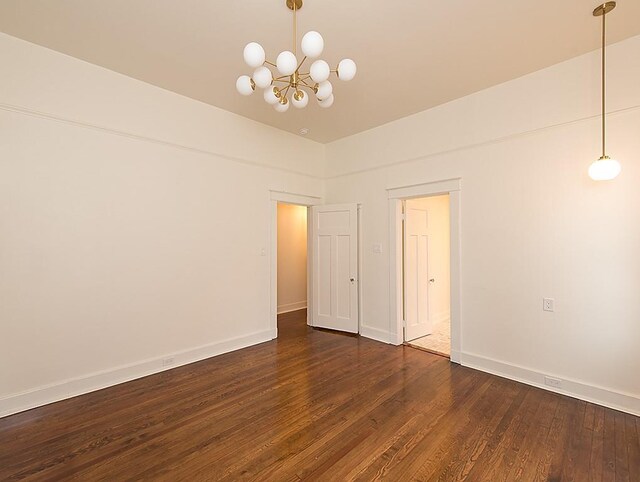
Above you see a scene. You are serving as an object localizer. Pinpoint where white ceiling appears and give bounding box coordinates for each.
[1,0,639,143]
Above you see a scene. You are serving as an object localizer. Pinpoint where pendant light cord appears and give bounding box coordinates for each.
[601,10,606,158]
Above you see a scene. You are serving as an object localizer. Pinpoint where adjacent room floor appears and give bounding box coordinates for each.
[1,309,638,480]
[407,316,451,357]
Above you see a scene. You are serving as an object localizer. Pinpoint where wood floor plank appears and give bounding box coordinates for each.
[352,372,511,480]
[615,410,631,481]
[227,357,450,481]
[504,390,560,481]
[448,381,531,481]
[626,413,640,482]
[603,408,619,481]
[591,405,607,481]
[0,309,638,481]
[416,377,522,481]
[560,400,591,482]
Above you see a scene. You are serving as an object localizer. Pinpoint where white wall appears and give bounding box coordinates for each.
[325,35,640,415]
[406,195,450,324]
[0,33,324,416]
[277,203,307,313]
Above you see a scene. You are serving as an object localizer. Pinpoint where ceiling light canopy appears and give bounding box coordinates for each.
[236,0,356,113]
[589,2,621,181]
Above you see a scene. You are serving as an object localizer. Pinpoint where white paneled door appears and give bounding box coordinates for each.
[404,205,432,341]
[311,204,359,333]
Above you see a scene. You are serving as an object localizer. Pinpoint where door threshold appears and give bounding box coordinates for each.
[404,342,450,359]
[313,327,359,338]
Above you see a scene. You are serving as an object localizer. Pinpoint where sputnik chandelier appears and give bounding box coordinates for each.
[235,0,357,112]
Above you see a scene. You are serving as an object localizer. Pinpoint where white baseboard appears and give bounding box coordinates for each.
[360,325,394,344]
[459,351,640,416]
[277,300,307,314]
[0,329,276,419]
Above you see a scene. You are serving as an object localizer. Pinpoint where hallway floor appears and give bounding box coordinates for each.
[407,316,451,357]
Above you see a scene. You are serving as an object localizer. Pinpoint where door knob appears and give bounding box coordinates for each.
[429,278,435,283]
[350,277,355,282]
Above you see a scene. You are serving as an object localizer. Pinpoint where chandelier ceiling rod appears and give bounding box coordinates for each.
[292,0,297,58]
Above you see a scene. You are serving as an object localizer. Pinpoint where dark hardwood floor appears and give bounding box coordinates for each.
[1,309,638,481]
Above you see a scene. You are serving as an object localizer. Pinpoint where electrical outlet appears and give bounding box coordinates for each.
[544,376,563,389]
[543,298,555,312]
[162,357,174,367]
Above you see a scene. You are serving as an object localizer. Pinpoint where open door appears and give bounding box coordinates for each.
[311,204,358,333]
[404,203,433,341]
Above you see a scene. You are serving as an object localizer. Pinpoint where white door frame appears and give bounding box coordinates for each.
[387,178,462,363]
[269,190,323,338]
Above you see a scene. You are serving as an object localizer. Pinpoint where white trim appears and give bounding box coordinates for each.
[357,204,363,335]
[270,191,323,336]
[277,301,307,314]
[387,178,461,199]
[269,190,322,205]
[449,191,462,363]
[389,200,404,345]
[0,103,324,180]
[388,179,462,364]
[307,205,313,327]
[459,351,640,417]
[0,329,275,419]
[360,325,394,344]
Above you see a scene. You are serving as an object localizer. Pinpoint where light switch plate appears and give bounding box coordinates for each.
[373,243,382,254]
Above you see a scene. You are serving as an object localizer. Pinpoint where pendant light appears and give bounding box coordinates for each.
[588,2,621,181]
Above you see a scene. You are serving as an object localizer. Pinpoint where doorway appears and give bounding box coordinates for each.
[276,202,309,336]
[387,178,461,363]
[403,195,451,357]
[269,191,360,339]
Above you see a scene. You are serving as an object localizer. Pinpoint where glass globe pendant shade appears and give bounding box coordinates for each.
[253,66,273,89]
[292,90,309,108]
[263,86,281,105]
[309,60,330,83]
[243,42,265,68]
[236,75,255,96]
[588,156,621,181]
[315,80,333,101]
[274,97,290,113]
[337,58,357,81]
[318,94,334,108]
[301,31,324,58]
[276,51,297,76]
